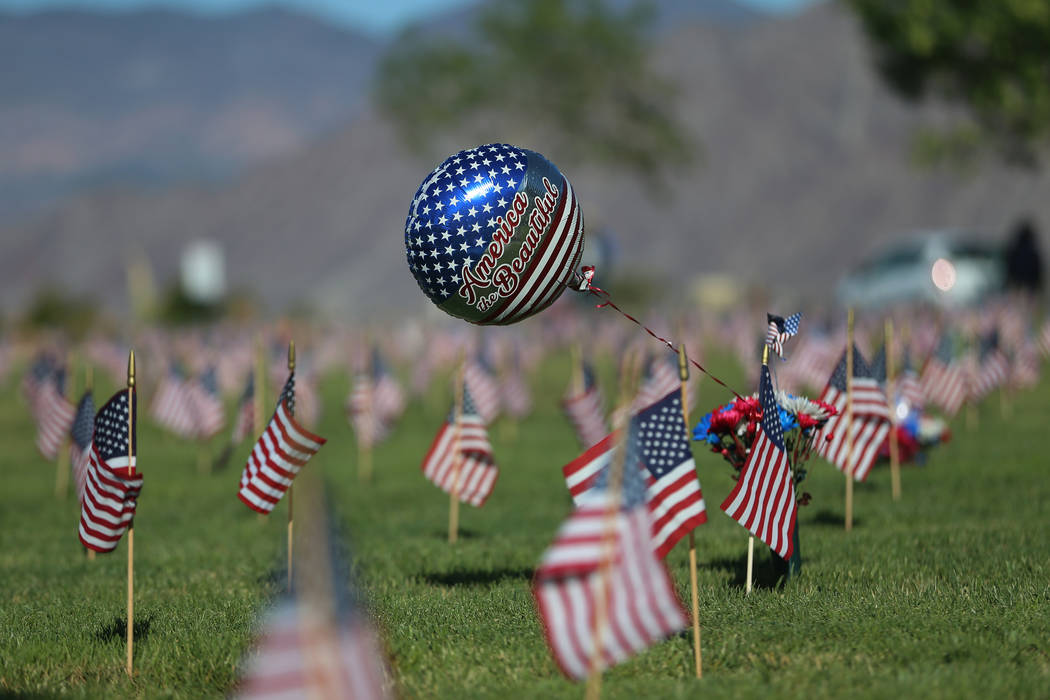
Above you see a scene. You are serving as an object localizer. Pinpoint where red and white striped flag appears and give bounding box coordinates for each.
[920,334,966,415]
[464,359,500,424]
[78,388,142,553]
[188,366,226,440]
[562,362,606,450]
[151,363,199,438]
[238,375,327,515]
[420,384,498,507]
[815,346,891,482]
[69,391,95,502]
[561,390,706,559]
[721,365,797,559]
[534,458,687,680]
[34,374,75,460]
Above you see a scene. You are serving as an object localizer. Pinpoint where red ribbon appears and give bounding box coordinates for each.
[571,266,743,399]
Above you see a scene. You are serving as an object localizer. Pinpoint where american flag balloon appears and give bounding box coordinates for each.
[405,144,585,325]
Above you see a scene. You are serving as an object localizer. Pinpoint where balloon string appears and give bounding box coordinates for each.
[571,266,743,400]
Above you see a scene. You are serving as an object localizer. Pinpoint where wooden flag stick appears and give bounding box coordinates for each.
[677,344,702,678]
[747,344,772,593]
[254,334,267,523]
[745,535,755,595]
[86,363,96,562]
[359,344,374,483]
[126,349,135,677]
[287,340,296,591]
[585,365,636,700]
[845,310,855,533]
[55,350,75,499]
[886,319,901,502]
[570,343,583,396]
[448,355,467,544]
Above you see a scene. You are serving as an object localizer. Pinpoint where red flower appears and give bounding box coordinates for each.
[710,409,742,434]
[798,414,819,430]
[814,400,838,417]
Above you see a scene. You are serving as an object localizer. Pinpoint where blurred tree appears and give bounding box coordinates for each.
[21,287,98,340]
[375,0,694,187]
[1003,217,1044,294]
[846,0,1050,167]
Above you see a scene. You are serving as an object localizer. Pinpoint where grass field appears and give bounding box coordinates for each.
[1,348,1048,698]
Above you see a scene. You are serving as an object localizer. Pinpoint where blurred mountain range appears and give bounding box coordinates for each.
[1,1,1047,318]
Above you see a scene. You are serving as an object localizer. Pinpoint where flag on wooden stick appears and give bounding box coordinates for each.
[815,345,891,481]
[238,374,327,515]
[535,438,688,680]
[421,383,499,507]
[561,389,706,558]
[34,367,75,460]
[562,362,607,450]
[78,388,141,553]
[720,364,798,559]
[236,476,391,699]
[765,312,802,360]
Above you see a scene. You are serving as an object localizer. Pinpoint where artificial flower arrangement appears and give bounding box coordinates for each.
[878,400,951,464]
[693,391,837,505]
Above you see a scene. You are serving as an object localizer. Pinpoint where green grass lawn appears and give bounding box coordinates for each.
[1,348,1048,698]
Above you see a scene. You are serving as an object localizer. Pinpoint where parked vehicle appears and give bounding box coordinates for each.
[836,231,1004,308]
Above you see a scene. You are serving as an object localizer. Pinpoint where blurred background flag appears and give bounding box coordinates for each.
[189,365,226,440]
[33,366,74,460]
[236,475,391,700]
[921,335,966,416]
[69,390,95,503]
[420,382,498,507]
[463,357,500,425]
[151,362,198,438]
[561,361,607,450]
[815,346,891,481]
[78,388,141,553]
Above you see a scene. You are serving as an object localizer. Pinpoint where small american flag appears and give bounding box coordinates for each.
[464,358,500,424]
[815,345,891,482]
[896,347,925,410]
[236,487,391,700]
[500,351,532,419]
[420,383,499,507]
[21,352,53,409]
[34,368,75,460]
[189,366,226,439]
[561,390,706,558]
[720,364,797,559]
[971,331,1008,399]
[765,312,802,360]
[151,362,198,438]
[535,445,688,680]
[238,374,327,515]
[920,335,966,416]
[347,349,404,449]
[78,388,141,553]
[69,390,95,503]
[231,371,255,444]
[562,362,607,450]
[632,354,679,411]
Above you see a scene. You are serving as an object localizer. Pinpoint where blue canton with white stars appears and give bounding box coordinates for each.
[94,390,136,463]
[448,384,480,424]
[71,391,95,451]
[758,366,786,451]
[277,374,295,416]
[632,392,692,482]
[405,143,529,303]
[828,344,869,390]
[200,366,220,397]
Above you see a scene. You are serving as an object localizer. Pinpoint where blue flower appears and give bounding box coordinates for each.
[693,412,719,445]
[778,405,798,433]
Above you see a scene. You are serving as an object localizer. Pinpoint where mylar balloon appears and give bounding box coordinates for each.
[405,144,584,325]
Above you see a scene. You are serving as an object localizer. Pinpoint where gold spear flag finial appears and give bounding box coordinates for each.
[288,340,296,372]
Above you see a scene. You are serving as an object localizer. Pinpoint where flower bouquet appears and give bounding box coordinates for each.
[694,390,837,581]
[694,392,837,505]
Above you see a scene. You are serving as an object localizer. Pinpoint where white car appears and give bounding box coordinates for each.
[837,231,1004,309]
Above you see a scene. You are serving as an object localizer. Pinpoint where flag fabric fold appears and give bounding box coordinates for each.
[561,362,607,450]
[766,312,802,359]
[69,390,95,502]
